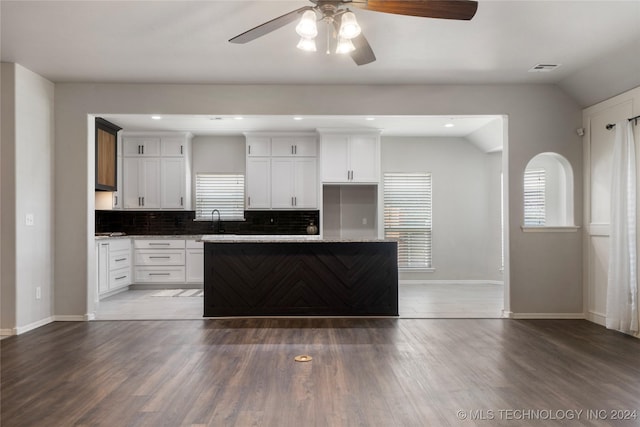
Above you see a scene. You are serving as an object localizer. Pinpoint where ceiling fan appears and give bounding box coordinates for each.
[229,0,478,66]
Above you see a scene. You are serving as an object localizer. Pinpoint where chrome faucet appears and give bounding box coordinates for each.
[211,209,222,233]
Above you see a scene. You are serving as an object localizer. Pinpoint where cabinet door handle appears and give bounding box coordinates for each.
[141,145,144,155]
[294,196,297,206]
[291,196,294,206]
[149,273,171,276]
[248,145,251,155]
[115,258,126,262]
[137,145,141,154]
[138,197,141,206]
[115,275,127,280]
[180,196,183,206]
[142,197,145,206]
[248,196,251,206]
[294,145,297,155]
[114,195,118,205]
[180,145,183,155]
[149,256,171,259]
[291,145,294,155]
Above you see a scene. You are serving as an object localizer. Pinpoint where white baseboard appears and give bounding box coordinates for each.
[502,310,514,318]
[14,316,55,335]
[586,311,606,326]
[511,312,585,319]
[53,315,88,322]
[400,280,504,286]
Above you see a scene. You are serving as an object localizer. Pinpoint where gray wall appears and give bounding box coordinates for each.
[51,82,583,317]
[1,63,55,332]
[191,135,246,203]
[382,136,503,282]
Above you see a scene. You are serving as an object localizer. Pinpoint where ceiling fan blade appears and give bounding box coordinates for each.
[350,32,377,66]
[350,0,478,20]
[229,6,314,44]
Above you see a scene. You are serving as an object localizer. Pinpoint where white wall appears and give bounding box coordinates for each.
[51,81,583,318]
[382,136,503,282]
[583,85,640,335]
[1,63,55,333]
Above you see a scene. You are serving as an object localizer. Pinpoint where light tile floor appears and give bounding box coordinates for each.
[95,282,504,320]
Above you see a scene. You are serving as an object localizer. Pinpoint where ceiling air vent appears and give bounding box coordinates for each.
[528,63,561,72]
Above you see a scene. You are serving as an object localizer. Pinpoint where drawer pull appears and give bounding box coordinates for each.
[115,276,127,280]
[148,242,171,246]
[149,273,171,276]
[149,256,171,259]
[114,258,127,262]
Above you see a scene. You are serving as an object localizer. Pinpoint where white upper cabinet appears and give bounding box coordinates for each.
[160,137,187,157]
[271,136,317,157]
[246,157,271,209]
[122,136,160,156]
[161,157,186,209]
[319,131,380,183]
[246,137,271,157]
[245,133,318,210]
[121,132,192,210]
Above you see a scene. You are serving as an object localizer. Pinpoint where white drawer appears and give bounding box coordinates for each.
[186,239,203,249]
[135,267,185,283]
[109,266,131,290]
[109,239,131,252]
[109,250,131,270]
[135,249,185,266]
[134,239,185,249]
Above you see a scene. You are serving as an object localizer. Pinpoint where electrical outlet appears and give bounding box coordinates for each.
[35,286,41,300]
[362,217,368,225]
[25,213,35,226]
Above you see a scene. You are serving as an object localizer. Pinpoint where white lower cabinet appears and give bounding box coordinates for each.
[97,238,132,298]
[132,239,197,285]
[186,240,204,284]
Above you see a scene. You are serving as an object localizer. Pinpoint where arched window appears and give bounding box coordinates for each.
[523,153,574,227]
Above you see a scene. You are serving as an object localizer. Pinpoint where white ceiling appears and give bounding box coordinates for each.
[1,0,639,89]
[1,1,638,141]
[102,113,501,137]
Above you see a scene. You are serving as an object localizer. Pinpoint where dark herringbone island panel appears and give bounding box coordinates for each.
[2,319,640,427]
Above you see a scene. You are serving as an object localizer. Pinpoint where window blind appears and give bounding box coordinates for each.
[384,173,432,269]
[523,168,545,226]
[195,174,245,220]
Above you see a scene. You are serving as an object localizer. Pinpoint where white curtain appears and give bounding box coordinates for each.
[606,120,639,334]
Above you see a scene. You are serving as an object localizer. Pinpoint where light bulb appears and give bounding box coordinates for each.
[297,36,317,52]
[339,11,361,39]
[296,10,318,38]
[335,37,355,54]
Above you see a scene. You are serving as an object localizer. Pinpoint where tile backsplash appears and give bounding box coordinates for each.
[95,210,320,236]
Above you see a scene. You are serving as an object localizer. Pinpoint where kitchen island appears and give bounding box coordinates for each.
[201,235,398,317]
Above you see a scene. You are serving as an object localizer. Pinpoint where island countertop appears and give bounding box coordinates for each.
[200,234,394,243]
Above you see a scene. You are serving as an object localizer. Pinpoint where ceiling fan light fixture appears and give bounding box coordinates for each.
[338,11,361,39]
[297,36,317,52]
[296,10,318,38]
[335,37,356,54]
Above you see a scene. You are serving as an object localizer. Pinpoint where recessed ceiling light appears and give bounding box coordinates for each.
[234,116,244,120]
[151,115,162,120]
[293,116,303,121]
[444,123,455,128]
[365,117,375,121]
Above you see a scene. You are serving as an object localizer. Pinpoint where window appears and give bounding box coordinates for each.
[523,168,546,226]
[195,174,245,220]
[523,152,575,228]
[384,173,432,269]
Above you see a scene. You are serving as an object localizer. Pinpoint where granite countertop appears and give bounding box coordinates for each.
[95,234,203,241]
[199,234,394,243]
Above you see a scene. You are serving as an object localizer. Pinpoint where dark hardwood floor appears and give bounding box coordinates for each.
[1,319,639,426]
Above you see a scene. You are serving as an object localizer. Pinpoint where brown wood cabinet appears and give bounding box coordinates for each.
[95,117,122,191]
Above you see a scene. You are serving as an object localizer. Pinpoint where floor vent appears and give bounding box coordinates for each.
[528,63,561,72]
